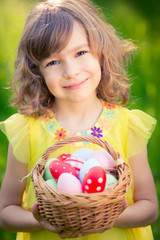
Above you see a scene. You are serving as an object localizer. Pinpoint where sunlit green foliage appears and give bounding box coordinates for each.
[0,0,159,239]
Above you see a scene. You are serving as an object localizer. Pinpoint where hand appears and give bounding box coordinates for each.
[31,204,112,238]
[113,198,128,227]
[31,204,59,233]
[58,199,128,238]
[31,199,128,238]
[31,204,74,239]
[58,222,114,239]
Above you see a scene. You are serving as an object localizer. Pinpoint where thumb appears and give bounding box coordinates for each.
[31,203,41,222]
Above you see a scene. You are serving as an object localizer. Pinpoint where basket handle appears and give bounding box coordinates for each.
[37,135,122,167]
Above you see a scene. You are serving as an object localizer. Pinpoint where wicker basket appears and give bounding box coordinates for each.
[31,136,131,237]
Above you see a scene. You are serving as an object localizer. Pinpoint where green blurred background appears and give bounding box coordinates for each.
[0,0,159,239]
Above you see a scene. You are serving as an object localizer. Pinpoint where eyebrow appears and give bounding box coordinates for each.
[48,43,89,59]
[69,44,89,52]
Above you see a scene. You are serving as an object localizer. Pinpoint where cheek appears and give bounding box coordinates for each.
[92,61,101,82]
[43,80,57,97]
[44,73,58,90]
[86,58,101,78]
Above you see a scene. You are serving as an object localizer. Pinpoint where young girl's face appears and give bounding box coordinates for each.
[40,22,101,104]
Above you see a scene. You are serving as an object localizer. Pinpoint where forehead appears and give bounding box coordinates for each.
[57,22,88,54]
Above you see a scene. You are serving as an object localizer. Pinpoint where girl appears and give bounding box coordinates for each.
[0,0,158,240]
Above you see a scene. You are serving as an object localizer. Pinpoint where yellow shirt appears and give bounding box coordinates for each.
[0,102,157,240]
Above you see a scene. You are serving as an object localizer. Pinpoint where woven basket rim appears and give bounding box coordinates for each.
[31,135,131,198]
[35,135,122,166]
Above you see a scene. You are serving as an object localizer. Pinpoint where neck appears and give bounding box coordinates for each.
[54,97,102,132]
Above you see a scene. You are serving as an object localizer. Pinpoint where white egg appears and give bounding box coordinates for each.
[72,148,94,161]
[79,158,100,183]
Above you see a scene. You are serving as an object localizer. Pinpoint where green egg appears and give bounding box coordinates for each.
[105,173,118,189]
[46,178,57,190]
[43,158,57,180]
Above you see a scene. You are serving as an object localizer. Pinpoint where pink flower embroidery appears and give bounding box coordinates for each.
[98,118,110,131]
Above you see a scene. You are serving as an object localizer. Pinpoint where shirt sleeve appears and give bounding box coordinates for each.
[126,109,157,159]
[0,113,30,164]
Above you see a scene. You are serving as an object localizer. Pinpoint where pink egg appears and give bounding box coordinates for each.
[89,150,115,171]
[82,166,106,193]
[58,173,82,194]
[49,160,77,181]
[64,156,85,176]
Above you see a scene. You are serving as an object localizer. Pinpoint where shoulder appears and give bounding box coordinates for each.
[0,113,32,164]
[0,113,45,140]
[1,113,30,124]
[117,106,157,130]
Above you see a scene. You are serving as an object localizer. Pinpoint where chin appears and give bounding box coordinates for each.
[68,95,92,103]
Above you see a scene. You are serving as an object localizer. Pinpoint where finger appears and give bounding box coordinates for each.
[31,203,41,222]
[58,230,81,239]
[78,233,82,237]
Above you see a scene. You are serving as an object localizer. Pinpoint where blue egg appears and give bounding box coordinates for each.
[79,158,100,183]
[72,148,94,161]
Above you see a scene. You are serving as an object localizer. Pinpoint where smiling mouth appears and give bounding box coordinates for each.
[63,78,88,90]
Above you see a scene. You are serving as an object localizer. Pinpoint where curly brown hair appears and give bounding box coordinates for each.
[11,0,136,117]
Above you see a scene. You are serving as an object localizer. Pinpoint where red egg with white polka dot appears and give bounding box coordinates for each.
[82,166,106,193]
[57,153,71,161]
[64,156,85,176]
[49,160,77,181]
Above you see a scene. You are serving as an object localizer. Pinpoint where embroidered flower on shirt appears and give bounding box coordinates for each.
[104,102,116,109]
[66,132,77,145]
[81,131,91,145]
[40,115,51,123]
[81,131,90,136]
[45,121,58,133]
[55,128,66,141]
[98,118,111,131]
[67,132,77,138]
[103,109,116,119]
[91,126,103,138]
[40,101,118,146]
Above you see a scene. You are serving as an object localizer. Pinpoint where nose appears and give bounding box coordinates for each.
[63,60,80,79]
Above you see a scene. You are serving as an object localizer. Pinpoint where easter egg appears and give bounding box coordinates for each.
[49,160,77,181]
[82,166,106,193]
[89,150,115,171]
[72,148,94,161]
[57,173,82,194]
[105,174,118,189]
[46,178,57,190]
[79,158,101,183]
[64,156,85,176]
[43,158,57,180]
[57,153,71,161]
